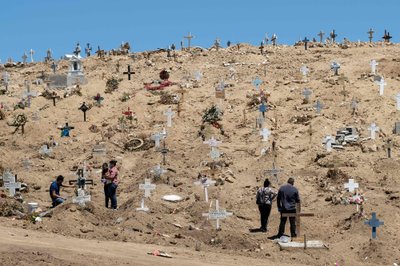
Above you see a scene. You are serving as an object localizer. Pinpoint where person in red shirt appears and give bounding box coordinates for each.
[105,160,119,209]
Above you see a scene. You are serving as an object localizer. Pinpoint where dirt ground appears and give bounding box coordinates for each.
[0,42,399,265]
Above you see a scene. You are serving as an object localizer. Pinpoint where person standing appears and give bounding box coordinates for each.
[275,177,300,238]
[105,160,119,210]
[101,163,110,208]
[256,179,277,232]
[49,175,73,207]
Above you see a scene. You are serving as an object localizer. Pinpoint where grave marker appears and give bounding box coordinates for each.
[252,77,263,91]
[318,31,325,43]
[164,106,175,127]
[260,127,271,142]
[338,74,349,101]
[139,179,156,198]
[300,65,309,78]
[123,65,135,80]
[302,37,310,50]
[271,34,277,46]
[210,148,221,160]
[384,139,393,158]
[314,99,323,114]
[259,101,267,117]
[344,179,359,193]
[79,102,90,122]
[0,170,14,184]
[215,80,225,99]
[282,203,314,236]
[330,62,340,75]
[23,80,38,108]
[263,162,283,184]
[151,132,165,148]
[303,88,312,103]
[136,198,149,212]
[2,72,10,91]
[151,164,167,179]
[256,113,264,129]
[330,30,337,43]
[60,123,74,137]
[323,135,334,152]
[92,144,106,157]
[22,52,28,64]
[382,30,392,42]
[72,189,91,206]
[85,43,92,57]
[368,123,379,140]
[367,28,374,43]
[93,93,104,106]
[29,49,35,62]
[184,32,194,51]
[194,177,216,202]
[4,175,21,197]
[370,60,378,74]
[39,145,52,156]
[160,141,170,165]
[202,200,233,230]
[376,78,386,96]
[351,97,358,115]
[364,212,384,239]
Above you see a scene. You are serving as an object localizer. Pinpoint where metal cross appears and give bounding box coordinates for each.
[302,37,310,50]
[382,30,392,43]
[367,28,375,43]
[330,30,337,43]
[160,140,169,165]
[364,212,384,239]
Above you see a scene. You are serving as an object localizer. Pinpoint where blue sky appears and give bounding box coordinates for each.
[1,0,398,61]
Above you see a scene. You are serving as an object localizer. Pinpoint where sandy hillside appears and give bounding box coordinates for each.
[0,42,400,266]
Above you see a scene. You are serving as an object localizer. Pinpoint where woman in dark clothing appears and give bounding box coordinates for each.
[256,179,277,232]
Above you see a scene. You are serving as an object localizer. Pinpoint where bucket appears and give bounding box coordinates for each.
[28,202,39,213]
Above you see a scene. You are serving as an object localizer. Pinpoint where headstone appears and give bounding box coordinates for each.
[194,177,216,202]
[364,212,384,239]
[256,113,265,129]
[344,179,359,193]
[0,170,14,183]
[323,135,334,152]
[252,77,263,91]
[136,198,149,212]
[260,127,271,142]
[164,106,175,127]
[368,123,379,140]
[370,60,378,74]
[376,78,386,96]
[204,136,221,150]
[202,200,233,230]
[139,179,156,198]
[93,93,104,106]
[384,139,393,158]
[64,54,87,87]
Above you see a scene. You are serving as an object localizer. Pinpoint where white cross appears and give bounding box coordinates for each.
[151,132,165,148]
[210,148,220,160]
[260,127,271,142]
[29,49,35,62]
[194,177,216,202]
[164,107,175,127]
[370,60,378,74]
[344,179,359,193]
[368,123,379,140]
[202,200,233,230]
[396,93,400,111]
[3,174,21,197]
[136,198,149,212]
[0,170,14,183]
[376,78,386,96]
[324,135,334,152]
[300,65,309,77]
[203,136,221,149]
[139,179,156,198]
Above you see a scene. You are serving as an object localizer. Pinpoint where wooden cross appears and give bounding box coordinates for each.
[282,203,314,236]
[307,124,314,145]
[123,65,135,80]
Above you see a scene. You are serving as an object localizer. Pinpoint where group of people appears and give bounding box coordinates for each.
[49,160,119,209]
[256,177,300,238]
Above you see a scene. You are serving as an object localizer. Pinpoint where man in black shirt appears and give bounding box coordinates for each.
[274,177,300,238]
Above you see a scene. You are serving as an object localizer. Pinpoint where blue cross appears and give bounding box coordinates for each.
[259,101,267,113]
[252,77,263,90]
[364,212,384,239]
